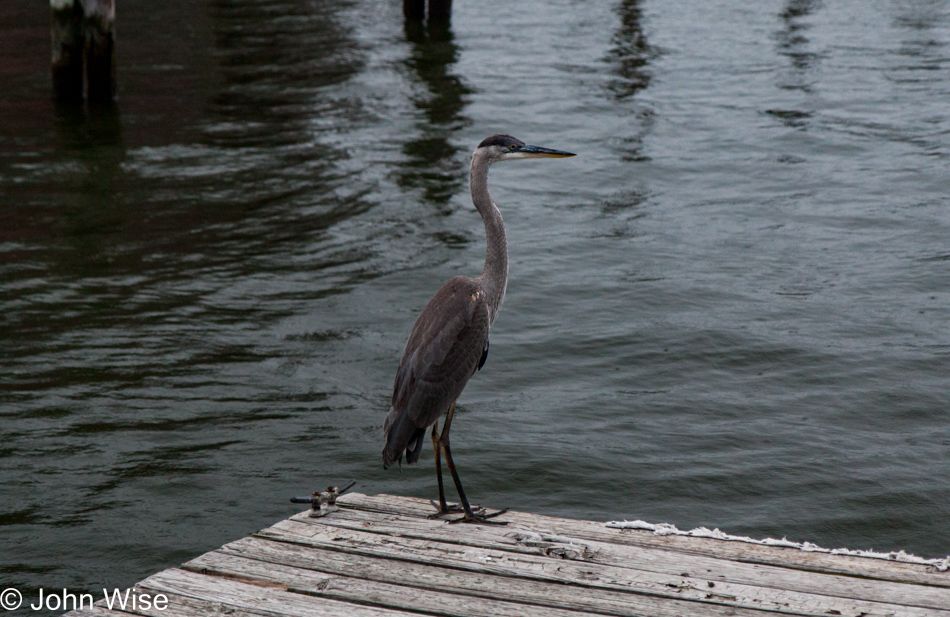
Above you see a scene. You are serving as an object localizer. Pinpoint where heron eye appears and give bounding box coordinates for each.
[509,144,517,150]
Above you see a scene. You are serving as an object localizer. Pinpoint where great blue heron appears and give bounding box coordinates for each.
[382,134,575,524]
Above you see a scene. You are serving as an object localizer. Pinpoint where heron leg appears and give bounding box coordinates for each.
[438,402,508,525]
[427,419,463,517]
[432,421,447,509]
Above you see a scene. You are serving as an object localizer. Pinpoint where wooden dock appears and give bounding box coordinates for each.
[68,493,950,617]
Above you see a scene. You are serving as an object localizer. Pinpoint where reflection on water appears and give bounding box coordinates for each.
[208,0,364,147]
[398,19,471,208]
[774,0,822,95]
[606,0,654,99]
[3,0,950,612]
[2,0,388,609]
[603,0,655,164]
[891,0,948,79]
[766,1,822,136]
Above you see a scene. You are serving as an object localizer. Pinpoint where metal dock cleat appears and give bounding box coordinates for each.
[290,479,356,518]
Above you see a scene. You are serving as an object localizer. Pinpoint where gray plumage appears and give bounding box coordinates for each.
[382,276,490,468]
[381,134,574,522]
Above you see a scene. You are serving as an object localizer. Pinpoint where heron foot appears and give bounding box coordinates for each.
[428,502,464,518]
[428,499,482,518]
[447,507,510,525]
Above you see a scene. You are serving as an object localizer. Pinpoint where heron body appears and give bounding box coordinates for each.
[382,134,575,523]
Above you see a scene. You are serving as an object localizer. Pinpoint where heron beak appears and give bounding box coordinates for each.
[515,144,577,159]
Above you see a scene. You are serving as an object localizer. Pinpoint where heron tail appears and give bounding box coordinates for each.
[382,406,426,469]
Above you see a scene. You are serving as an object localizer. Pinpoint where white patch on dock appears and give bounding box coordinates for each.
[50,0,75,10]
[605,519,950,571]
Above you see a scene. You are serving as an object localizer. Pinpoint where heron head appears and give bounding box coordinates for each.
[476,134,576,164]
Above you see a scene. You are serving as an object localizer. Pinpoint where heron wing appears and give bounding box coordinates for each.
[393,276,490,428]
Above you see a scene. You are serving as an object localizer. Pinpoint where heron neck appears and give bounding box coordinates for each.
[470,152,508,322]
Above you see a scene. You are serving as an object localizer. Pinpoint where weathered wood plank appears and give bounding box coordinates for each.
[92,587,290,617]
[339,493,950,587]
[136,568,421,617]
[260,517,949,616]
[56,610,120,617]
[187,548,666,617]
[288,504,950,611]
[199,535,768,617]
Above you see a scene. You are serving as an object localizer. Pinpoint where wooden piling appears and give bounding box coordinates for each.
[51,0,85,103]
[50,0,116,104]
[83,0,116,103]
[403,0,425,21]
[63,492,950,617]
[427,0,451,23]
[403,0,451,24]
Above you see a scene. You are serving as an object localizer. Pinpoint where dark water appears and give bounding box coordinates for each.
[2,0,950,611]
